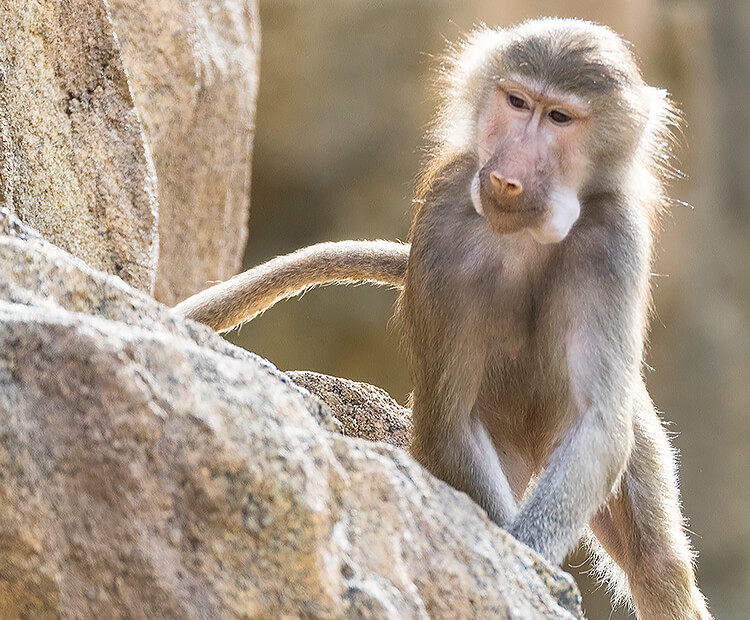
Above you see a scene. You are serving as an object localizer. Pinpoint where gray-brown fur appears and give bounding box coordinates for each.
[174,240,408,332]
[173,18,709,619]
[399,18,709,620]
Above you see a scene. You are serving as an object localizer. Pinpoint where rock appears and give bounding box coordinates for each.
[0,0,260,303]
[0,209,583,619]
[289,370,411,449]
[108,0,261,305]
[0,0,158,293]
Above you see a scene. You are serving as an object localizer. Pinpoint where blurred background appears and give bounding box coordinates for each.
[227,1,749,617]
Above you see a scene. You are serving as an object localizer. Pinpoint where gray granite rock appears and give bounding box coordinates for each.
[0,0,159,292]
[0,0,260,305]
[109,0,260,305]
[288,370,411,448]
[0,210,583,619]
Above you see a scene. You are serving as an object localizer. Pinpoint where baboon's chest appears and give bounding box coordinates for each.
[476,346,574,466]
[475,265,575,462]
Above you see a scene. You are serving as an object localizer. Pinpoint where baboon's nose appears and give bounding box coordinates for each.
[490,172,523,198]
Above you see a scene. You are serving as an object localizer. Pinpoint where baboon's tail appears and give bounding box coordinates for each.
[173,240,410,332]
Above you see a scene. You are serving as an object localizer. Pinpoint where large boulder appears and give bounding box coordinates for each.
[0,210,583,619]
[0,0,158,293]
[0,0,260,304]
[109,0,260,305]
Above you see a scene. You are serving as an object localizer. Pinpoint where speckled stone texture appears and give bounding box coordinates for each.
[0,0,159,292]
[289,370,412,449]
[0,0,259,304]
[108,0,260,306]
[0,210,583,618]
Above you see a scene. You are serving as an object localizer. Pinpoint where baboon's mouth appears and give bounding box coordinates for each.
[482,203,544,236]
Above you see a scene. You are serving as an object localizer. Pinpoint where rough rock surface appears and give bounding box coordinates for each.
[289,370,412,449]
[0,0,158,292]
[0,0,259,303]
[109,0,260,306]
[0,210,583,619]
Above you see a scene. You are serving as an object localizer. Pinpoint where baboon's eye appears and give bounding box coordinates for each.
[507,92,530,110]
[549,109,574,125]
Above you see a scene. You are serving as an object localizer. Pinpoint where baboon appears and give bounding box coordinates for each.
[175,19,711,619]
